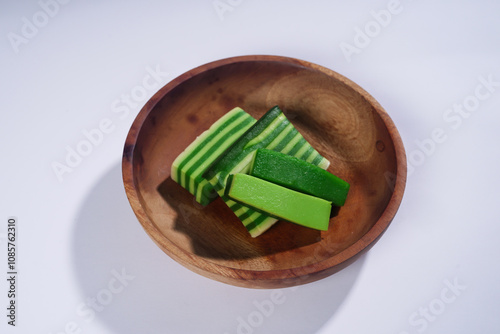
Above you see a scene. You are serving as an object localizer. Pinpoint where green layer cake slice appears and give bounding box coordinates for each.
[204,105,330,237]
[249,149,350,207]
[171,107,256,206]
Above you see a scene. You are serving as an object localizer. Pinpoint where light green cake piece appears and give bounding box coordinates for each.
[226,174,331,231]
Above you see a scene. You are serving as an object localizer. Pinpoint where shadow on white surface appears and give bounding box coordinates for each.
[72,163,366,334]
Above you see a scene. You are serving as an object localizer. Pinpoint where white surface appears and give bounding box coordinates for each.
[1,0,499,333]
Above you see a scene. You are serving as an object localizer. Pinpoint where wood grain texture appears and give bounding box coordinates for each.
[122,55,407,288]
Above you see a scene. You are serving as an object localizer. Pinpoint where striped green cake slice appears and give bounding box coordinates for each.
[204,106,330,237]
[171,107,256,206]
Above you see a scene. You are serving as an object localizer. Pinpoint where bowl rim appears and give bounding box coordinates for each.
[122,54,407,287]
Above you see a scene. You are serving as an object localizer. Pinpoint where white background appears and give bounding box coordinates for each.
[1,0,500,333]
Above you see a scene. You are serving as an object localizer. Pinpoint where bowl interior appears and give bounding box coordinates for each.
[124,57,403,285]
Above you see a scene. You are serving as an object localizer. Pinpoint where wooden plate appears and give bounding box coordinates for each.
[122,55,406,288]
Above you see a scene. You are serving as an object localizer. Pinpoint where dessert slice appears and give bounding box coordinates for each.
[249,149,350,206]
[226,174,331,231]
[171,107,256,206]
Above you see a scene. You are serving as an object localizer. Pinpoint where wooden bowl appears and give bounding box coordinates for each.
[122,55,406,288]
